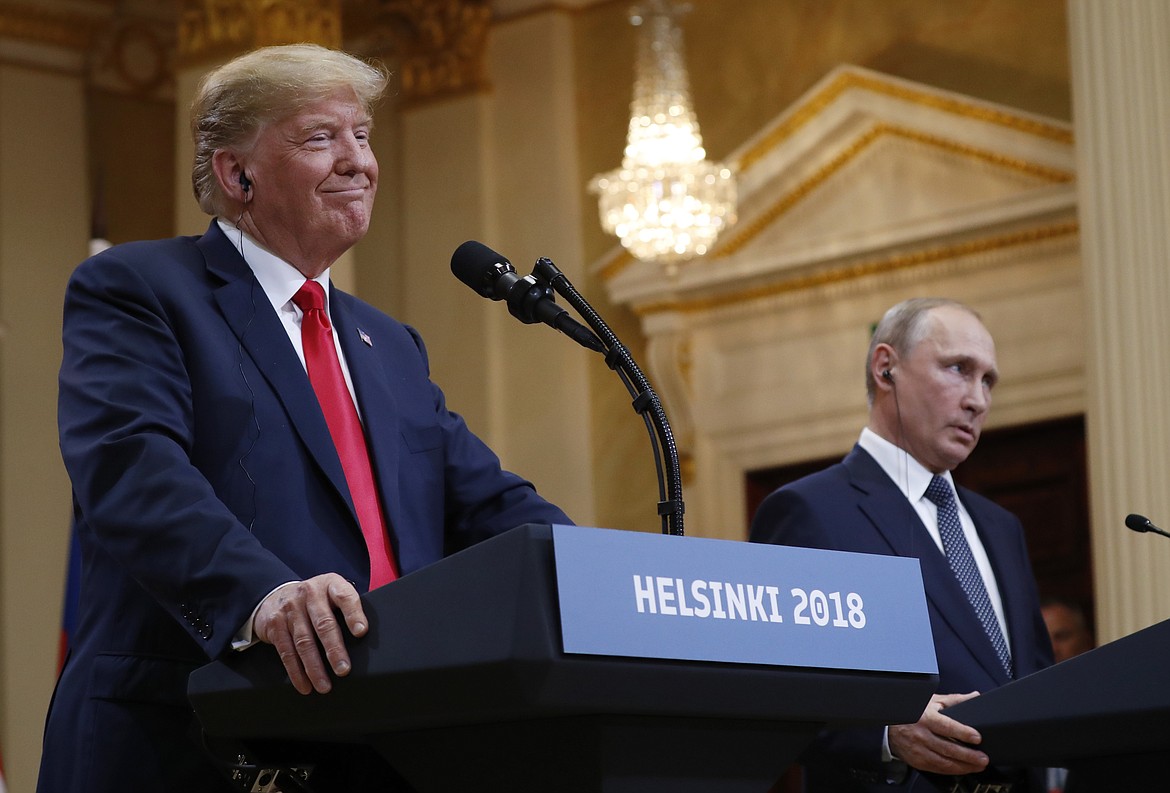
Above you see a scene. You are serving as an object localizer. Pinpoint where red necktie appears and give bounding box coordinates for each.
[292,280,398,588]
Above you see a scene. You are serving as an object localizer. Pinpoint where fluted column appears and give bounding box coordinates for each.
[1069,0,1170,641]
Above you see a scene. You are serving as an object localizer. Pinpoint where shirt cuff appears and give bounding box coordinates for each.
[231,580,300,651]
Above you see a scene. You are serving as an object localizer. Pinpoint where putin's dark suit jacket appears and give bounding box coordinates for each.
[38,221,571,792]
[750,445,1052,793]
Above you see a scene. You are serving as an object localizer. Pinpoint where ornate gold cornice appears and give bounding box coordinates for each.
[0,3,100,53]
[92,18,174,97]
[634,221,1080,319]
[493,0,623,26]
[600,121,1073,283]
[177,0,342,67]
[597,247,636,282]
[0,4,173,96]
[348,0,490,109]
[716,122,1074,258]
[736,69,1074,174]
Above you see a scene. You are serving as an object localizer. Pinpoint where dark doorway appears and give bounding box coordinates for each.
[746,416,1093,793]
[949,415,1093,615]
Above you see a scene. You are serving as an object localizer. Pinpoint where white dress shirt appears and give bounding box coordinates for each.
[216,218,360,409]
[858,427,1010,641]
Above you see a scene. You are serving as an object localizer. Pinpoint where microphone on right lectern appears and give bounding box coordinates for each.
[1125,513,1170,539]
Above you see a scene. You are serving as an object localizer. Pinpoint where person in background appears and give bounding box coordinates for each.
[1039,596,1094,793]
[1040,596,1095,664]
[751,297,1053,793]
[38,44,570,793]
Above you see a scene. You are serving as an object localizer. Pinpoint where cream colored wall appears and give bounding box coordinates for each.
[479,10,597,522]
[175,66,206,237]
[398,92,500,444]
[352,97,406,318]
[89,89,175,245]
[0,63,89,793]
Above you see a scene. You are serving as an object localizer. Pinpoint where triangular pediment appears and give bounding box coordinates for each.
[599,65,1075,306]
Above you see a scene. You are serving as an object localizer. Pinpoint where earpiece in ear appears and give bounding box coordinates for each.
[882,369,894,383]
[238,172,252,192]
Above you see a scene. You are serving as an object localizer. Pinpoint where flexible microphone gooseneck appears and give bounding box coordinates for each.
[450,241,684,536]
[451,241,605,353]
[532,255,684,536]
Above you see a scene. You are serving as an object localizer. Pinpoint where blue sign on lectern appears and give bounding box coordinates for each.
[551,524,937,674]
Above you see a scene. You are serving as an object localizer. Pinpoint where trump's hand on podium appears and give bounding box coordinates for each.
[253,573,369,695]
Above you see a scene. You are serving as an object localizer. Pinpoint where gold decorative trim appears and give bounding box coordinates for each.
[597,248,636,282]
[679,450,695,485]
[102,21,172,95]
[634,221,1080,318]
[716,122,1074,258]
[348,0,491,109]
[0,3,99,53]
[492,0,625,26]
[178,0,342,66]
[600,122,1074,282]
[737,70,1073,174]
[395,0,491,108]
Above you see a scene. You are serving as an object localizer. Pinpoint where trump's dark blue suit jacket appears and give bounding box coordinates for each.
[750,445,1052,793]
[39,222,570,791]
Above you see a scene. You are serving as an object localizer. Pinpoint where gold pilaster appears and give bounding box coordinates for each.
[347,0,491,108]
[0,3,99,53]
[0,2,102,73]
[177,0,342,67]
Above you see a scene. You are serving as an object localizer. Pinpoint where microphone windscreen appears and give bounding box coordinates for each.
[451,241,510,296]
[1125,513,1152,532]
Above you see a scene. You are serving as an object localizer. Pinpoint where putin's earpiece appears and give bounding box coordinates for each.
[882,369,895,383]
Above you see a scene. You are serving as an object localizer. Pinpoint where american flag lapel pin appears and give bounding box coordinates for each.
[358,328,373,347]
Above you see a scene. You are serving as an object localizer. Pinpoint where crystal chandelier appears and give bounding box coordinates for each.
[590,0,736,265]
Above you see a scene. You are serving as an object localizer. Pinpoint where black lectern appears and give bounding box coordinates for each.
[945,618,1170,788]
[189,525,938,792]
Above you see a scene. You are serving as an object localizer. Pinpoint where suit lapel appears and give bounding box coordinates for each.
[196,224,358,524]
[845,448,928,559]
[844,448,1011,685]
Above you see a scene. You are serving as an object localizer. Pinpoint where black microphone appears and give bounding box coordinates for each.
[451,241,605,353]
[1125,513,1170,539]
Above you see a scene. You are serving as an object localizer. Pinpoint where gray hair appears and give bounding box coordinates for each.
[865,297,981,403]
[190,43,388,216]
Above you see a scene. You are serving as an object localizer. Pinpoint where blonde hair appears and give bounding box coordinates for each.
[190,43,388,216]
